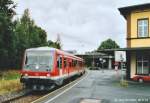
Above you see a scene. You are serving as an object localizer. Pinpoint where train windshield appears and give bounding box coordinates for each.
[24,51,54,71]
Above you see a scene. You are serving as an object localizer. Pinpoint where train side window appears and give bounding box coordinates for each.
[71,60,73,67]
[69,62,72,67]
[25,56,28,64]
[75,60,77,67]
[78,61,80,66]
[64,58,67,68]
[57,56,62,69]
[72,60,74,67]
[73,60,75,67]
[76,60,78,67]
[79,61,82,66]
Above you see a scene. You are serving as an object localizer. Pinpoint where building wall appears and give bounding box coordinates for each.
[130,52,136,78]
[127,9,150,48]
[126,13,131,47]
[130,39,150,47]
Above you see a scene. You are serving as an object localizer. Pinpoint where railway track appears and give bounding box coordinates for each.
[3,91,47,103]
[0,89,32,103]
[32,71,87,103]
[1,72,86,103]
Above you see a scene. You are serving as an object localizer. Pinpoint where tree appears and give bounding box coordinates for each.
[14,9,47,68]
[47,34,62,49]
[0,0,16,68]
[97,38,120,50]
[0,1,48,69]
[55,34,62,49]
[47,40,61,49]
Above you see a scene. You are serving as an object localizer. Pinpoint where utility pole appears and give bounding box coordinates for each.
[93,54,95,69]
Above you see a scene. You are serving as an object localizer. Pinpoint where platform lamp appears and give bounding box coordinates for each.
[99,58,106,72]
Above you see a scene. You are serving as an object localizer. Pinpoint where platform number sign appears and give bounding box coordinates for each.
[115,51,126,62]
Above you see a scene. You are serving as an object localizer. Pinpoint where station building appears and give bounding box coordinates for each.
[76,52,114,69]
[118,3,150,79]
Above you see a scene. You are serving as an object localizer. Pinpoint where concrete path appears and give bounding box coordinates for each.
[46,70,150,103]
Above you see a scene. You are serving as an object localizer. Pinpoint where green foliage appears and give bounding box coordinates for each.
[120,80,128,87]
[0,0,16,68]
[47,34,62,49]
[13,9,47,68]
[47,40,61,49]
[0,1,62,69]
[0,70,20,80]
[97,38,120,50]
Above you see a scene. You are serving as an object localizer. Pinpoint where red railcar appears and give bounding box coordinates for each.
[20,47,85,90]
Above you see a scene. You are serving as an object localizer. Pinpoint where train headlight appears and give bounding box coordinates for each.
[35,65,39,69]
[47,74,50,77]
[25,73,28,76]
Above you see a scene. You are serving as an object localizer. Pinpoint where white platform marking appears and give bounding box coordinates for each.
[44,73,88,103]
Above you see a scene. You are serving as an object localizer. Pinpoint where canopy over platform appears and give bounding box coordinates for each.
[98,47,150,54]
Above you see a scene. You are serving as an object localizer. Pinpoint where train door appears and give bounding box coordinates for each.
[75,60,79,72]
[69,58,72,73]
[62,56,64,75]
[67,58,70,75]
[63,57,67,75]
[57,55,63,76]
[73,59,75,72]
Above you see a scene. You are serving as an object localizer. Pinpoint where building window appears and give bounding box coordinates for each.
[136,55,149,75]
[137,19,149,37]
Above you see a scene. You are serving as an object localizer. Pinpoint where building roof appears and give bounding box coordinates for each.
[76,52,114,59]
[118,3,150,19]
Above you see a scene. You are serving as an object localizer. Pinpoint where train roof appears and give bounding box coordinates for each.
[26,47,83,61]
[26,47,56,51]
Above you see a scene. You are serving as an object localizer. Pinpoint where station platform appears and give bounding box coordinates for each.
[40,70,150,103]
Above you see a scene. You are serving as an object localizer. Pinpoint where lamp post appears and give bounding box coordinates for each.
[99,58,106,72]
[93,54,95,68]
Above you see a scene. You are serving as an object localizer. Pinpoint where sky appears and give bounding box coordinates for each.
[14,0,149,53]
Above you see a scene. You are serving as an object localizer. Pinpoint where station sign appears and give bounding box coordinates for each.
[115,51,126,62]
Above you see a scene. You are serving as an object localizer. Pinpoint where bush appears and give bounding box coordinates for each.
[0,79,22,95]
[0,70,20,80]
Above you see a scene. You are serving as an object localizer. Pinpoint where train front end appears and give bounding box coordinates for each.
[20,47,55,90]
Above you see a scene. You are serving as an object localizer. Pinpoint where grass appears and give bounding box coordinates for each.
[0,70,23,95]
[112,80,129,88]
[0,79,22,95]
[120,80,128,87]
[0,70,20,80]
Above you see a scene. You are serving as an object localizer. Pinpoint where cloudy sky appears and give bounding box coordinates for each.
[14,0,149,53]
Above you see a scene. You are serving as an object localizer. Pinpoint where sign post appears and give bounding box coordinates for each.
[120,54,124,82]
[115,51,126,83]
[99,58,106,73]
